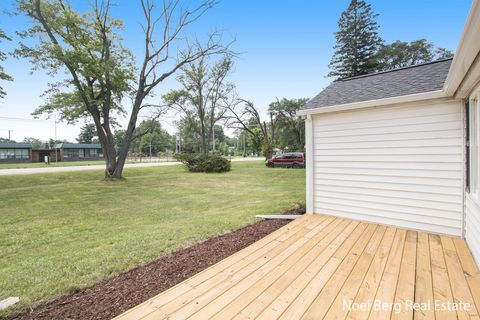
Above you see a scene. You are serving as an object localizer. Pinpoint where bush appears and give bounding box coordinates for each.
[175,153,231,173]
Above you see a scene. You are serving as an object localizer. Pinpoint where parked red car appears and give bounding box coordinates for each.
[266,152,305,168]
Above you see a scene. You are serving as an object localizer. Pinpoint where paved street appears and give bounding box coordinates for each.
[0,157,264,176]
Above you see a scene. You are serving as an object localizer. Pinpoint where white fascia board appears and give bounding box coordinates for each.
[456,55,480,99]
[297,90,447,116]
[444,0,480,96]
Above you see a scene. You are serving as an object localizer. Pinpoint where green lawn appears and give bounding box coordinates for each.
[0,162,305,316]
[0,160,106,169]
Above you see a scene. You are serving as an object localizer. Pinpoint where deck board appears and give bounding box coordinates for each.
[114,214,480,320]
[391,230,417,320]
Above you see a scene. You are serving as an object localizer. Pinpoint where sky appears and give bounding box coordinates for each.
[0,0,473,142]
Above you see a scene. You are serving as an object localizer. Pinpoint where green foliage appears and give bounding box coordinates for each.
[163,55,234,154]
[329,1,455,77]
[328,0,383,79]
[113,129,126,153]
[213,125,225,143]
[22,137,45,149]
[176,117,202,153]
[227,100,277,159]
[435,47,454,60]
[231,130,260,156]
[15,0,229,178]
[375,39,454,70]
[49,138,71,146]
[77,123,98,144]
[15,0,135,123]
[246,127,263,154]
[269,98,308,151]
[175,153,231,173]
[135,120,173,156]
[0,28,13,99]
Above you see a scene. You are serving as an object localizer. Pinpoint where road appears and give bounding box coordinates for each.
[0,157,264,176]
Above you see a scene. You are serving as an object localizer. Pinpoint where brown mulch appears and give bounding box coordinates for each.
[9,219,289,320]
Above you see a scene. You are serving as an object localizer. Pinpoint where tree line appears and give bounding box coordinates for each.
[0,0,455,178]
[328,0,453,80]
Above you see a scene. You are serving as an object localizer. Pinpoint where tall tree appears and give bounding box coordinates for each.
[113,129,126,153]
[175,117,202,153]
[48,138,71,146]
[0,28,13,99]
[269,98,308,152]
[163,55,234,154]
[328,0,383,79]
[375,39,454,70]
[227,99,277,159]
[77,123,98,144]
[16,0,228,178]
[135,119,172,156]
[435,47,454,60]
[23,137,45,149]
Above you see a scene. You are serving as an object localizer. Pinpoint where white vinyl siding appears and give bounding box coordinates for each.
[466,195,480,266]
[311,101,464,236]
[466,84,480,266]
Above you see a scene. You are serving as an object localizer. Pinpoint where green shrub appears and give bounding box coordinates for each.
[175,153,231,173]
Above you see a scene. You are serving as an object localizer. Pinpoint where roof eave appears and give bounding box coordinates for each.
[443,0,480,97]
[297,90,449,117]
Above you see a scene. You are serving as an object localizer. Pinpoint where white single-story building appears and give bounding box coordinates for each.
[299,0,480,266]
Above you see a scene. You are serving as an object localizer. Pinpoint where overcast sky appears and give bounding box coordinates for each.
[0,0,473,142]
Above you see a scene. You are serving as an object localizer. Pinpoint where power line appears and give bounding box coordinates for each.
[0,116,55,122]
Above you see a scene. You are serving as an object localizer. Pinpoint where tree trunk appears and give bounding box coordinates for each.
[200,122,207,155]
[106,94,143,179]
[263,141,273,161]
[112,112,139,179]
[89,110,118,178]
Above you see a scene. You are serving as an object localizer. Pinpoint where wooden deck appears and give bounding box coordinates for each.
[114,214,480,320]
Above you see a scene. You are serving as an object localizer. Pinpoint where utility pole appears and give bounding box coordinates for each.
[176,133,181,153]
[149,137,152,161]
[243,133,246,156]
[8,130,13,141]
[212,127,215,153]
[149,120,154,161]
[54,115,58,164]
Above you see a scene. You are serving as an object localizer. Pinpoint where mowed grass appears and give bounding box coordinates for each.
[0,160,105,169]
[0,161,305,316]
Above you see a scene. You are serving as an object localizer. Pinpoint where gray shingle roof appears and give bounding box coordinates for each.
[302,58,452,110]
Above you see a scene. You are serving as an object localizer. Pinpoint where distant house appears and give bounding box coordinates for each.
[0,143,32,163]
[299,0,480,266]
[31,146,59,163]
[54,143,103,161]
[0,142,104,163]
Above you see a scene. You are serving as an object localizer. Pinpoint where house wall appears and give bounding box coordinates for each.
[465,83,480,266]
[309,99,464,236]
[466,195,480,266]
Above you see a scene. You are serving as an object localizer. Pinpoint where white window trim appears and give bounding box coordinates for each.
[468,83,480,200]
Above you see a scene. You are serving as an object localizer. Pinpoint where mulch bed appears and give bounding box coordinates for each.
[9,219,290,320]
